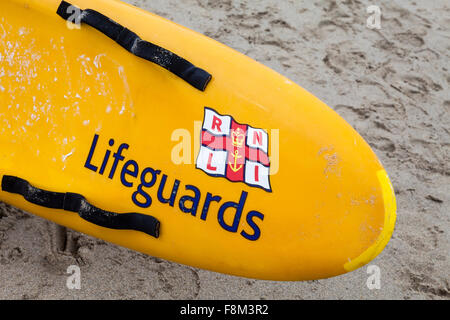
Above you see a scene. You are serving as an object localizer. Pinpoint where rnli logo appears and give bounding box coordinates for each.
[196,108,272,192]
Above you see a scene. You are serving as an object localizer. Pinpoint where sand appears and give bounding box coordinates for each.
[0,0,449,299]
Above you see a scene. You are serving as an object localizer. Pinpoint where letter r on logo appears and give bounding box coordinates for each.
[212,116,223,132]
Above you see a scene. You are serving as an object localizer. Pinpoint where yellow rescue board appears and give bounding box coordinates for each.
[0,0,396,280]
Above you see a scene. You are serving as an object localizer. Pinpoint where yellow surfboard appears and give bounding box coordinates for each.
[0,0,396,280]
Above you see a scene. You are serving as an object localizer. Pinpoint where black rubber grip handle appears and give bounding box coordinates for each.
[56,1,212,91]
[2,175,160,238]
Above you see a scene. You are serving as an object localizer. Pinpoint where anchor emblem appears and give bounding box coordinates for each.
[229,149,243,172]
[229,128,245,173]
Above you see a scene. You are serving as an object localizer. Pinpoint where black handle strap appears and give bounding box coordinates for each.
[57,1,211,91]
[1,175,160,238]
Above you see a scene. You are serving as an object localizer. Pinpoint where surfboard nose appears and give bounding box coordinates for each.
[344,169,397,272]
